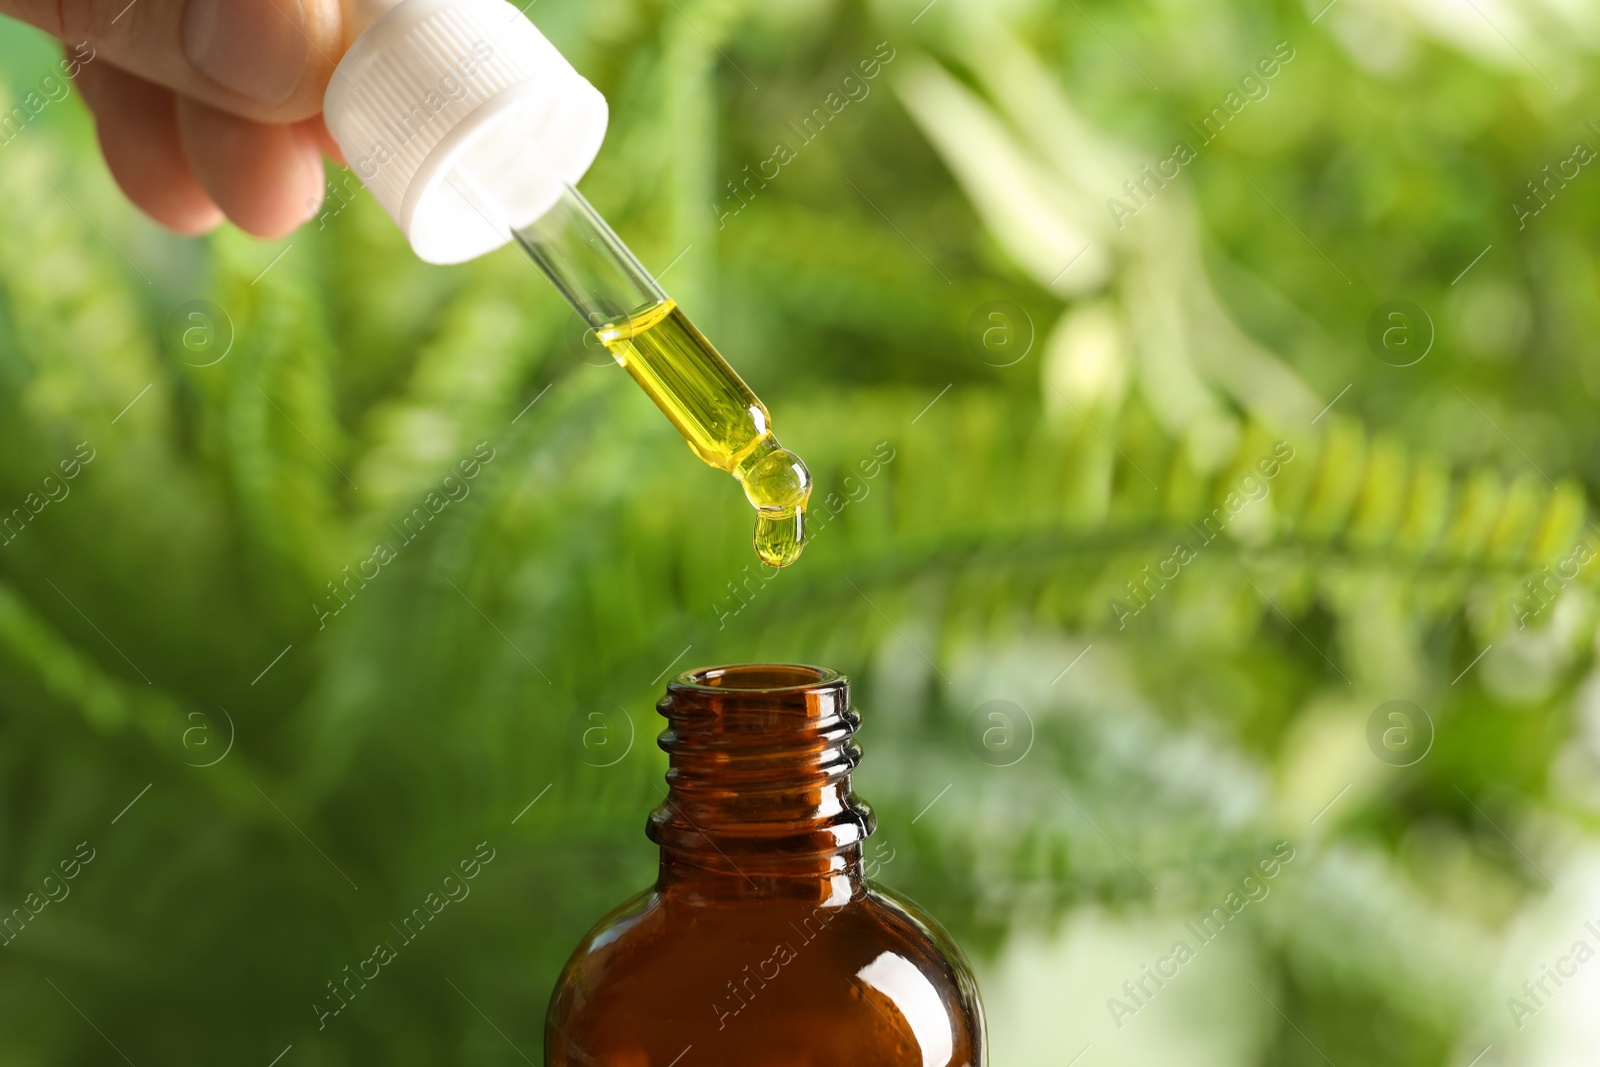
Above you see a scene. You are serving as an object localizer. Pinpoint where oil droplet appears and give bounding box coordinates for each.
[753,509,806,568]
[737,437,810,569]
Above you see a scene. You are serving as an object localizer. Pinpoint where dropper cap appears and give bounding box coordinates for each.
[324,0,608,263]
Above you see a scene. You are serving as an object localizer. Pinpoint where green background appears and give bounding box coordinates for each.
[0,0,1598,1063]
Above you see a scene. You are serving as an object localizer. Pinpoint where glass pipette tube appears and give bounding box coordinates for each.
[512,185,810,568]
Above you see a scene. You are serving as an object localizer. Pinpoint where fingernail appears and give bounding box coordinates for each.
[183,0,309,106]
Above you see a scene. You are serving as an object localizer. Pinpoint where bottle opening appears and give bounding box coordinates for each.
[674,663,841,693]
[652,662,872,887]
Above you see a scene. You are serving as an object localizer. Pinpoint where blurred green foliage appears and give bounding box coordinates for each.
[1,0,1599,1063]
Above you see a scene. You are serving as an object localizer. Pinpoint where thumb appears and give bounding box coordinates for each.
[5,0,346,122]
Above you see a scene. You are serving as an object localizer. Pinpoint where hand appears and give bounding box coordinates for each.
[4,0,346,237]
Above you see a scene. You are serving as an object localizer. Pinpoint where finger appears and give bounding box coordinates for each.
[176,95,325,238]
[78,61,223,235]
[1,0,344,123]
[297,113,345,167]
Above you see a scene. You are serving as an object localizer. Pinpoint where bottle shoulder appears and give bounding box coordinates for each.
[547,883,985,1066]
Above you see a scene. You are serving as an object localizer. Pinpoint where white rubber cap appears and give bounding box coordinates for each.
[324,0,608,264]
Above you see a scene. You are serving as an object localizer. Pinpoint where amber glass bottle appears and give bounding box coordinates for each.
[546,664,986,1065]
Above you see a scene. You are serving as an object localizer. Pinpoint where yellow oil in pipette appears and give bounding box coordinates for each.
[595,299,810,568]
[508,182,809,567]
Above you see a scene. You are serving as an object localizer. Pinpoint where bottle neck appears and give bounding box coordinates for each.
[648,665,876,903]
